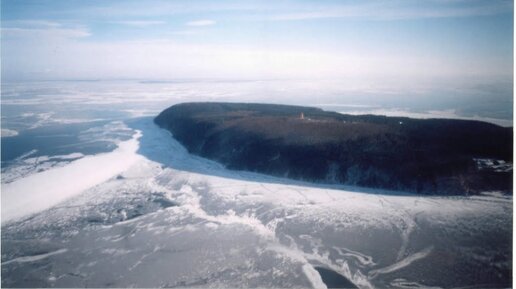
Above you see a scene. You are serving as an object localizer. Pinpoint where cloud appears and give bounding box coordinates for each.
[1,1,511,83]
[111,20,166,27]
[3,20,63,28]
[83,2,261,18]
[1,27,91,39]
[185,19,216,26]
[267,0,513,21]
[2,20,90,39]
[171,30,198,35]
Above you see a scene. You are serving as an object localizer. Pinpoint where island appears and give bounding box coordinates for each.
[155,102,512,195]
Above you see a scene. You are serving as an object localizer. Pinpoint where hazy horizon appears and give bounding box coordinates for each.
[2,1,513,81]
[2,0,513,122]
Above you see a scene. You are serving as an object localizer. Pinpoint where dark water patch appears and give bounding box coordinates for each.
[1,121,114,168]
[123,210,144,221]
[86,217,104,224]
[1,240,63,263]
[152,197,178,209]
[314,267,357,289]
[81,193,180,226]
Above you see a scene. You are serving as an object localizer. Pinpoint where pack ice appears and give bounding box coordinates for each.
[1,117,511,288]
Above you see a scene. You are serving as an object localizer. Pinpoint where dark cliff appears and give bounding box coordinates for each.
[155,102,512,195]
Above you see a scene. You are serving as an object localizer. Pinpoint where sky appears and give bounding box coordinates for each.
[0,0,513,84]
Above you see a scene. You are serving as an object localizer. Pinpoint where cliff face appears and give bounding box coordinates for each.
[155,102,512,195]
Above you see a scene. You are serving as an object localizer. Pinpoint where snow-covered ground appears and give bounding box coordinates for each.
[1,117,512,288]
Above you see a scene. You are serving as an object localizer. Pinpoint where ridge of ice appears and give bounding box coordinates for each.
[1,130,143,224]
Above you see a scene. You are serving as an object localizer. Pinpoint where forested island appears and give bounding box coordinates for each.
[155,102,512,195]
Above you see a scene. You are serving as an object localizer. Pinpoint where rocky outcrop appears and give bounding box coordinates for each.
[155,102,512,195]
